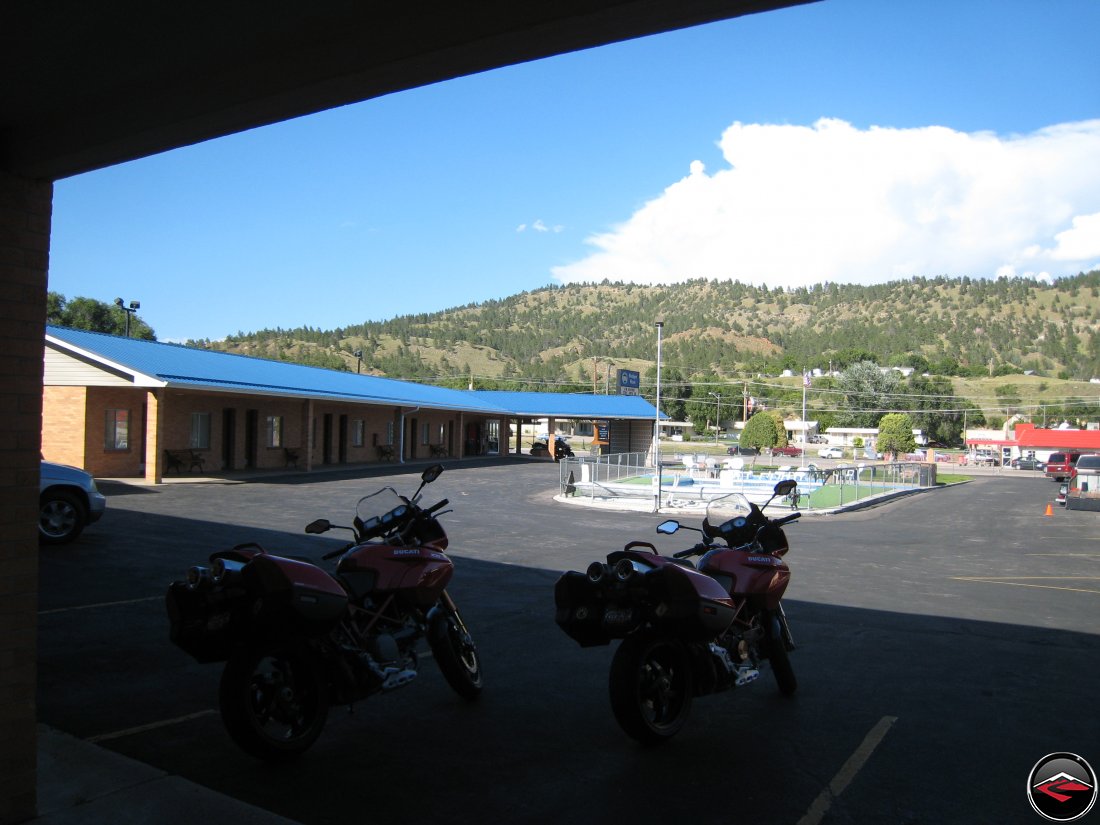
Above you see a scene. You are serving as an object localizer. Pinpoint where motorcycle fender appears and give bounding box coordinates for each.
[243,554,348,633]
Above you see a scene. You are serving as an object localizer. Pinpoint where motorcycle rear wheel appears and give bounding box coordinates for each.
[219,643,329,761]
[428,610,483,700]
[609,634,693,745]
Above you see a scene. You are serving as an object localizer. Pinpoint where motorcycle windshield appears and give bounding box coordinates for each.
[356,487,408,527]
[705,493,753,532]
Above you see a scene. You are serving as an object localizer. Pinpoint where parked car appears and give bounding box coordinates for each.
[770,445,802,457]
[818,446,844,459]
[1010,456,1044,471]
[39,461,107,544]
[1065,454,1100,511]
[726,445,759,456]
[1044,452,1082,482]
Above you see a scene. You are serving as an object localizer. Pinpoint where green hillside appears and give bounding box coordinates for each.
[188,271,1100,433]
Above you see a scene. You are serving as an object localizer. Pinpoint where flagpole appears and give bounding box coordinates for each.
[801,369,808,469]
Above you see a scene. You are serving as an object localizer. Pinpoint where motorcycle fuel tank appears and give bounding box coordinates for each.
[337,543,454,606]
[700,548,790,608]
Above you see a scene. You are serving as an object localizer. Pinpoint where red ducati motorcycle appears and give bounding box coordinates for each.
[166,464,482,760]
[555,479,800,744]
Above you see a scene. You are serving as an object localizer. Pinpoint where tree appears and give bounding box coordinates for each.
[47,292,156,340]
[876,413,917,457]
[835,361,900,428]
[740,411,780,452]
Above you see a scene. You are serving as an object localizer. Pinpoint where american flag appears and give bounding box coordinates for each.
[803,371,812,388]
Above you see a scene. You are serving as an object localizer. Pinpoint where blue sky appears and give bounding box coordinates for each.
[49,0,1100,342]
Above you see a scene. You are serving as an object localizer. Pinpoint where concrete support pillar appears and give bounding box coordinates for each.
[0,169,51,824]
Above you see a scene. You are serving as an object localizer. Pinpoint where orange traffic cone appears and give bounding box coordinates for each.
[1044,502,1054,517]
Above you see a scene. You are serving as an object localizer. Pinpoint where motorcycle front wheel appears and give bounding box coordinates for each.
[609,633,693,745]
[219,643,329,761]
[428,609,483,700]
[764,611,797,696]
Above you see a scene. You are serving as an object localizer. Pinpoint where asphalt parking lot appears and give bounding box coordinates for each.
[37,461,1100,825]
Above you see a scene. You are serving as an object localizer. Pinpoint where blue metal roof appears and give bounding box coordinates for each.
[470,390,664,421]
[45,326,662,420]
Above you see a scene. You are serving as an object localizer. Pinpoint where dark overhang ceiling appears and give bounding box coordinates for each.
[2,0,814,180]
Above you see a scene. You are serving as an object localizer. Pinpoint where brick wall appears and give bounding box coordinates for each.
[0,170,50,824]
[41,386,87,467]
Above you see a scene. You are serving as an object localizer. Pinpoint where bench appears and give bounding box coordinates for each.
[375,444,396,462]
[164,449,205,474]
[284,447,300,468]
[429,444,449,458]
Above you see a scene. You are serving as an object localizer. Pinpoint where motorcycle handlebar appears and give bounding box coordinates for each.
[424,498,449,516]
[772,512,801,527]
[673,542,711,559]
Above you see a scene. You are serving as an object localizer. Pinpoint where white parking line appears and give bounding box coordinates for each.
[38,595,162,615]
[797,715,898,825]
[86,710,217,743]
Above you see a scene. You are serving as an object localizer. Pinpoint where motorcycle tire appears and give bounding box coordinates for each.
[219,643,329,761]
[428,609,483,700]
[764,614,797,696]
[609,633,693,745]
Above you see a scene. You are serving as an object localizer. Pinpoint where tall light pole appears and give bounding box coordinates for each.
[114,298,139,338]
[654,318,664,513]
[708,391,721,444]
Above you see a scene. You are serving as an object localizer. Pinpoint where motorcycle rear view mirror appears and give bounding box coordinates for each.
[656,520,681,535]
[304,519,331,534]
[421,464,444,484]
[773,479,797,497]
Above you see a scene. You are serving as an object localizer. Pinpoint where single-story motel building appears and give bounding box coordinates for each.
[43,326,662,483]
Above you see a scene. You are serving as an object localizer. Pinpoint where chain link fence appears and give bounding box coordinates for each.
[558,452,936,512]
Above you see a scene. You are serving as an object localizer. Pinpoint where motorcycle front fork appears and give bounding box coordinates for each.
[775,603,796,651]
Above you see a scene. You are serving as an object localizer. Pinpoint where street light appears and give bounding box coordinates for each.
[353,349,363,374]
[708,391,722,445]
[114,297,140,338]
[654,318,664,513]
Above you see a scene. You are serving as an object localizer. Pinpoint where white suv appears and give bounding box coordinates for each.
[40,461,107,544]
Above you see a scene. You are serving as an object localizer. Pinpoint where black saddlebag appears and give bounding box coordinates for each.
[165,581,247,663]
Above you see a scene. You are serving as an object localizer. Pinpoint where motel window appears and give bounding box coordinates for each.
[104,409,129,451]
[352,419,364,448]
[190,412,211,449]
[265,415,283,448]
[386,421,394,446]
[437,424,445,444]
[421,422,430,445]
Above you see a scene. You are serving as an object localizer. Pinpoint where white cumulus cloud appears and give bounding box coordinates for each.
[552,118,1100,287]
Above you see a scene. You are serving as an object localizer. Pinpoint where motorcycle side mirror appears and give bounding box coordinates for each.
[421,464,444,484]
[304,519,332,534]
[773,479,797,497]
[656,520,681,535]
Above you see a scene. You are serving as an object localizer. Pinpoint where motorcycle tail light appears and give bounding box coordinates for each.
[211,557,245,584]
[186,565,210,590]
[613,558,635,582]
[586,562,607,584]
